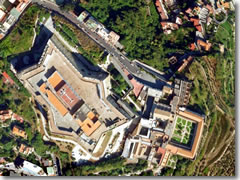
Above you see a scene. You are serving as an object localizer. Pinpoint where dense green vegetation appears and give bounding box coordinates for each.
[53,15,104,65]
[179,13,235,175]
[0,4,51,109]
[79,0,195,71]
[63,156,148,176]
[213,13,235,115]
[0,5,48,58]
[108,64,130,96]
[0,120,60,161]
[0,5,69,164]
[0,75,36,123]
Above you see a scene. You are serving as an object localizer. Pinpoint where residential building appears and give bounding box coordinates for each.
[12,125,27,139]
[19,144,34,155]
[0,9,6,22]
[0,0,31,39]
[177,56,194,72]
[197,39,212,51]
[77,11,122,46]
[12,113,24,123]
[0,110,13,121]
[155,0,168,20]
[190,18,203,32]
[2,71,14,85]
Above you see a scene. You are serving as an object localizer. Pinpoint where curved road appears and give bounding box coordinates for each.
[32,0,140,76]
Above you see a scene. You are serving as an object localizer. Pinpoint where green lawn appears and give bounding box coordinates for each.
[182,119,186,125]
[172,136,181,142]
[186,127,190,133]
[172,116,194,144]
[0,5,40,58]
[177,117,181,123]
[166,155,178,169]
[0,5,43,124]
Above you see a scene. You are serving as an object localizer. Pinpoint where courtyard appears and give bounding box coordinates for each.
[172,116,195,144]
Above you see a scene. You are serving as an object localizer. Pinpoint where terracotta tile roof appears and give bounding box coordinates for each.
[190,18,200,26]
[178,56,193,72]
[12,125,27,139]
[197,39,212,51]
[48,71,63,89]
[80,117,101,136]
[87,111,97,120]
[155,0,168,20]
[195,25,202,32]
[157,147,166,165]
[77,111,101,136]
[223,2,230,8]
[19,144,26,153]
[166,110,204,159]
[13,113,24,123]
[2,72,14,85]
[123,69,143,97]
[40,83,68,116]
[185,8,192,14]
[189,43,196,51]
[0,110,13,121]
[190,18,202,32]
[16,0,29,12]
[39,83,46,93]
[0,9,6,22]
[47,89,68,116]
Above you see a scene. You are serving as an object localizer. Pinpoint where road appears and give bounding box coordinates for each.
[32,0,140,77]
[209,0,228,24]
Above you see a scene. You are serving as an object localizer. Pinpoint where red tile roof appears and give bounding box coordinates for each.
[56,82,81,110]
[190,18,202,32]
[195,25,202,32]
[157,147,166,165]
[155,0,168,20]
[40,83,68,116]
[2,72,14,85]
[123,69,143,97]
[189,43,196,51]
[190,18,200,26]
[185,8,192,14]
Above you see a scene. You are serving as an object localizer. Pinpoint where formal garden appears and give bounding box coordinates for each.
[171,116,194,144]
[167,155,178,169]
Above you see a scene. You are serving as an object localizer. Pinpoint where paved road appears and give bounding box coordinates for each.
[209,0,228,24]
[32,0,140,77]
